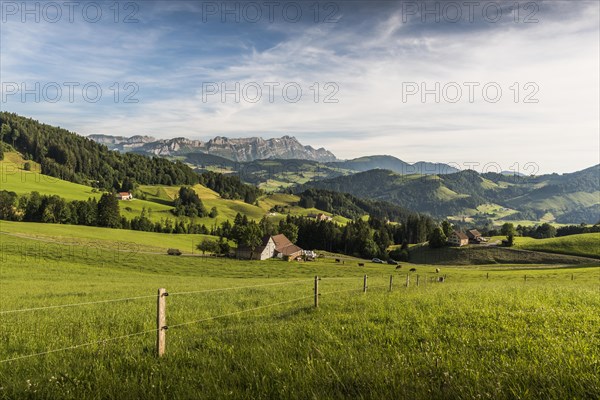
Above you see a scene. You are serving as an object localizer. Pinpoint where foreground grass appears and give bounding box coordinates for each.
[0,232,598,399]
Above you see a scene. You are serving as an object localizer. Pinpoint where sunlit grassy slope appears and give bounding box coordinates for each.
[0,231,598,399]
[0,220,222,254]
[1,152,348,226]
[513,233,600,259]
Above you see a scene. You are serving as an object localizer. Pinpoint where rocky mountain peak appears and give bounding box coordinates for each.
[88,134,337,162]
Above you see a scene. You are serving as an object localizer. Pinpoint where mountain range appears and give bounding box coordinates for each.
[3,113,598,226]
[88,135,462,182]
[86,132,600,225]
[88,135,461,174]
[88,134,337,163]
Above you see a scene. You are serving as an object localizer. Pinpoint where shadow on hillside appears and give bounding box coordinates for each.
[141,198,174,207]
[408,245,597,266]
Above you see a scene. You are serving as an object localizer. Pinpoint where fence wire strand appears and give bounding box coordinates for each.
[168,279,313,296]
[0,276,393,363]
[0,328,157,364]
[0,279,314,315]
[169,295,314,329]
[0,294,158,315]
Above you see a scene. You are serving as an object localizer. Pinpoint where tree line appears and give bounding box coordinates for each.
[198,171,261,204]
[1,186,438,260]
[0,112,199,190]
[0,112,266,205]
[296,188,421,222]
[0,189,217,234]
[211,212,436,260]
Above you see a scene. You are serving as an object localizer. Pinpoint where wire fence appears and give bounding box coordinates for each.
[0,294,158,315]
[0,275,382,363]
[1,270,592,364]
[0,328,158,364]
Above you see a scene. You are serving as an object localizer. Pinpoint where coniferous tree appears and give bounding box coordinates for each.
[278,221,299,243]
[97,193,121,228]
[428,227,447,248]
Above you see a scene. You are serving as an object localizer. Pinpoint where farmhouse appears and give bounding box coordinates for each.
[317,213,333,222]
[466,229,487,244]
[236,235,277,260]
[448,231,469,247]
[236,233,303,261]
[117,192,132,200]
[271,234,303,260]
[306,213,333,222]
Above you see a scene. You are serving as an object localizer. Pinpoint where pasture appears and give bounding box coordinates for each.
[1,152,340,227]
[513,233,600,259]
[0,226,598,399]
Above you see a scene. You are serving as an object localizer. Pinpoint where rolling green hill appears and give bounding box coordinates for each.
[182,155,459,193]
[326,155,458,175]
[0,112,199,189]
[512,233,600,259]
[408,242,598,265]
[0,220,221,255]
[302,167,600,225]
[0,152,354,230]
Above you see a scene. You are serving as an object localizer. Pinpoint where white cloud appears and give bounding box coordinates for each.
[1,0,598,173]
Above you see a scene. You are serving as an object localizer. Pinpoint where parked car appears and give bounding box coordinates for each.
[387,259,399,265]
[167,248,182,256]
[372,258,384,264]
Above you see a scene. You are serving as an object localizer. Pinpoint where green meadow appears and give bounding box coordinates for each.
[0,225,598,399]
[0,220,223,255]
[514,233,600,259]
[488,233,600,259]
[1,152,341,228]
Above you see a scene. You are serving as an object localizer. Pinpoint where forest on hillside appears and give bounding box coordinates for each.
[0,112,199,190]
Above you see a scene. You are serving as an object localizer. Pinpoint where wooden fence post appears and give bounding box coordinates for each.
[416,275,420,287]
[571,273,574,281]
[486,272,489,280]
[157,288,168,357]
[314,276,319,308]
[406,274,410,288]
[389,275,393,292]
[363,275,368,293]
[524,275,527,283]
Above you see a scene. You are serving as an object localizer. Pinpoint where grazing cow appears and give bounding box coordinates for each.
[438,276,445,283]
[358,263,364,267]
[409,268,416,272]
[335,258,341,263]
[395,265,402,270]
[435,268,440,273]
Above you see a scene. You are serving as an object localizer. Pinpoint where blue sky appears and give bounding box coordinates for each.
[1,0,598,173]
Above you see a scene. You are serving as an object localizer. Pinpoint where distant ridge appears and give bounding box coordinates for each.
[328,155,459,175]
[88,134,337,163]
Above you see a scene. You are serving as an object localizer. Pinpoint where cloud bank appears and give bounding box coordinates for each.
[1,0,598,173]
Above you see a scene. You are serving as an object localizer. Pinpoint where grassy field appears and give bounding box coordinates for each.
[448,203,568,227]
[0,220,226,255]
[0,153,177,223]
[514,233,600,259]
[1,152,346,228]
[488,233,600,259]
[408,243,598,266]
[0,224,598,399]
[0,153,99,201]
